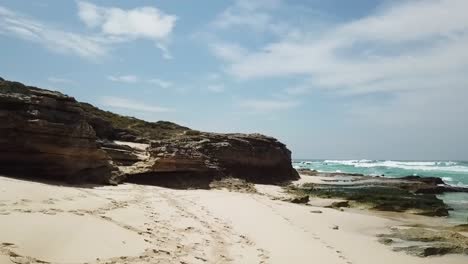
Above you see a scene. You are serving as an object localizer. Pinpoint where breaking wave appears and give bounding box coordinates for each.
[322,160,468,173]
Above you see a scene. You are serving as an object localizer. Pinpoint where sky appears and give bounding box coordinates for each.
[1,0,467,160]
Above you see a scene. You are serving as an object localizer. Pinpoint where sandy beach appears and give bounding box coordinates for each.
[0,174,466,264]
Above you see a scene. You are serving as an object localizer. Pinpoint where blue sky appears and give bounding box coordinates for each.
[1,0,468,160]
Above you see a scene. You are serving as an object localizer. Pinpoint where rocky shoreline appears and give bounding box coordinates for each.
[0,78,298,186]
[287,169,468,257]
[294,168,468,216]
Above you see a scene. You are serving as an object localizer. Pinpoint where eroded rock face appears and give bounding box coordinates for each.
[0,79,116,183]
[125,133,299,186]
[0,78,298,186]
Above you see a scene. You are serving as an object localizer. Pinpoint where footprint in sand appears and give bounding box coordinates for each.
[39,209,57,215]
[42,199,55,205]
[70,210,85,216]
[1,242,15,247]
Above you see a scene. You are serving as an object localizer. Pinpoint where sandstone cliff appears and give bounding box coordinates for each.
[0,79,116,183]
[0,78,298,185]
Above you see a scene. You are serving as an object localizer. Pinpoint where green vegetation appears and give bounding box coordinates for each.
[1,77,191,141]
[79,102,191,140]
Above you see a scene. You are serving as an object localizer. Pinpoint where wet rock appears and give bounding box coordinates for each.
[416,207,449,217]
[327,201,350,209]
[299,185,451,217]
[379,227,468,257]
[378,238,394,245]
[400,176,444,185]
[297,169,319,176]
[450,224,468,232]
[290,195,310,204]
[393,244,465,257]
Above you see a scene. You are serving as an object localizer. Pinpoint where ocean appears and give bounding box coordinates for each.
[293,160,468,223]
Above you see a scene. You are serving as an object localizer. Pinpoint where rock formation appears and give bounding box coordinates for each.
[0,78,298,185]
[295,171,468,216]
[125,133,298,185]
[0,79,116,183]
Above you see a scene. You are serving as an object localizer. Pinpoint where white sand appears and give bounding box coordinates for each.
[0,175,466,264]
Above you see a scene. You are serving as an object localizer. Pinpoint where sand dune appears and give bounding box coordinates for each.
[0,175,466,264]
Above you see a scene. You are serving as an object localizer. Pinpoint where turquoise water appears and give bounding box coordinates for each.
[293,160,468,223]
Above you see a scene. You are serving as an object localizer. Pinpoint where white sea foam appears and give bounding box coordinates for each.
[323,160,468,173]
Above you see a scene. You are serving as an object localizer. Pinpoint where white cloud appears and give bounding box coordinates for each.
[107,75,139,83]
[100,96,172,113]
[77,1,176,58]
[77,2,176,40]
[213,0,283,33]
[0,2,176,60]
[77,1,102,27]
[337,0,468,43]
[148,78,172,88]
[238,99,299,112]
[215,0,468,97]
[0,5,108,58]
[211,42,247,62]
[107,75,174,88]
[47,77,75,84]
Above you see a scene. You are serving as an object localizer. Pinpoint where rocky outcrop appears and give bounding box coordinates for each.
[294,172,458,216]
[123,133,299,186]
[378,227,468,257]
[0,78,298,185]
[399,176,468,194]
[0,79,116,183]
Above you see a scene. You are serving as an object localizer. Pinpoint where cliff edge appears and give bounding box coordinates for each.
[0,78,298,185]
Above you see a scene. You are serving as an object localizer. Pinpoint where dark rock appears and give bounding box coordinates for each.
[300,186,450,216]
[451,224,468,232]
[328,201,350,209]
[379,227,468,257]
[310,210,323,214]
[290,195,310,204]
[0,79,116,184]
[393,244,463,257]
[400,176,445,185]
[378,238,394,245]
[415,185,468,194]
[297,168,319,176]
[416,207,450,217]
[78,102,189,142]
